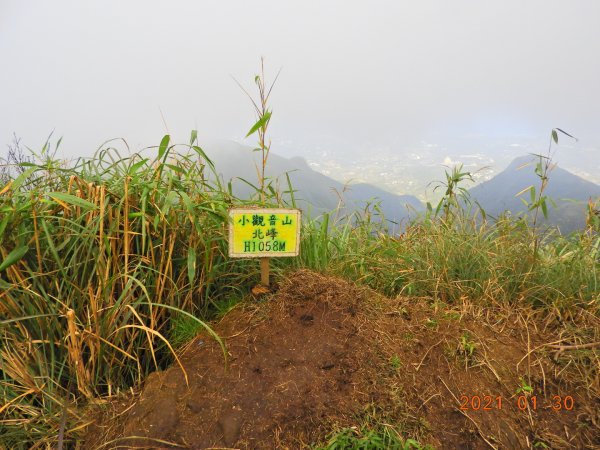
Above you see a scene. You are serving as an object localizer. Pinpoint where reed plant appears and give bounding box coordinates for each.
[292,194,599,312]
[0,135,262,448]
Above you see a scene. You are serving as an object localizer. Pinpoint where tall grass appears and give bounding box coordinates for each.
[1,134,598,448]
[0,136,272,448]
[295,200,600,311]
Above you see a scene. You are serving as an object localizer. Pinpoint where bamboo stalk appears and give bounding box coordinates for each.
[66,309,91,398]
[31,203,43,270]
[124,176,130,275]
[99,184,105,257]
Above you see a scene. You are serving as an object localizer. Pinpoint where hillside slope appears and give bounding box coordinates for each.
[202,140,423,228]
[85,271,600,449]
[469,155,600,233]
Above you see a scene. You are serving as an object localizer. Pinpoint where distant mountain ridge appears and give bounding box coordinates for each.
[201,140,423,229]
[201,144,599,234]
[468,155,600,233]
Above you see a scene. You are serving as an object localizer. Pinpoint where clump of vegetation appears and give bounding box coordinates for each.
[316,425,432,450]
[0,134,256,448]
[389,354,402,371]
[297,178,599,312]
[516,377,534,395]
[1,66,598,448]
[452,332,478,369]
[516,127,578,259]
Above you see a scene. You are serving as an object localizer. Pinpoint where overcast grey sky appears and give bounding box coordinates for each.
[1,0,599,158]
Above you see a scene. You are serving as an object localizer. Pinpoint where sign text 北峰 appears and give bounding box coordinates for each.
[228,208,300,258]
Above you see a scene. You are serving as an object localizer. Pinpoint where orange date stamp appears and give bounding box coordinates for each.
[458,395,575,411]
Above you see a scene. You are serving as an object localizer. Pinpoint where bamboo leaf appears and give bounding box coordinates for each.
[128,158,148,175]
[158,134,170,160]
[163,163,186,175]
[187,247,196,285]
[0,215,9,239]
[0,245,28,272]
[16,200,33,212]
[245,111,272,138]
[179,191,195,217]
[284,172,297,208]
[541,198,548,219]
[1,313,58,326]
[48,192,97,210]
[192,146,215,170]
[146,302,228,366]
[0,180,13,195]
[552,129,558,144]
[235,177,260,192]
[555,128,577,141]
[189,129,198,146]
[11,166,37,191]
[515,185,534,198]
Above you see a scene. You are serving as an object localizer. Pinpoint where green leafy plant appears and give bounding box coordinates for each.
[516,128,577,259]
[316,425,432,450]
[425,318,438,329]
[459,333,477,358]
[428,164,475,223]
[234,57,281,205]
[443,311,461,321]
[586,198,600,232]
[0,135,238,448]
[390,354,402,370]
[169,314,207,349]
[516,377,534,395]
[455,332,478,368]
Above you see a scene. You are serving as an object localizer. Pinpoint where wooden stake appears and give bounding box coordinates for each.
[260,257,270,286]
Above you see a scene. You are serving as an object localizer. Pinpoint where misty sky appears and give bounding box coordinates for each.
[1,0,599,159]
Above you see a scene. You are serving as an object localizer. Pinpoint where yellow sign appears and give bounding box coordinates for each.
[228,208,301,258]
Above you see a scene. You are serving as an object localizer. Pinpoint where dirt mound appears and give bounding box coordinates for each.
[86,270,600,449]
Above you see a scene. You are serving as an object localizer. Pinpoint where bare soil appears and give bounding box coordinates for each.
[85,270,600,449]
